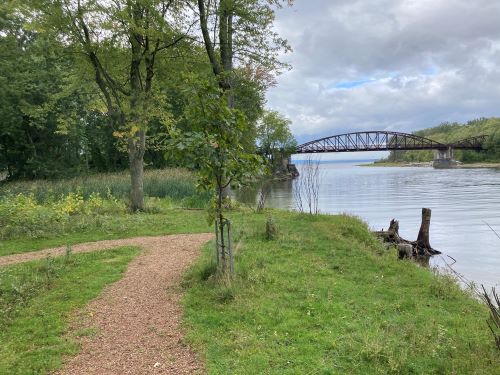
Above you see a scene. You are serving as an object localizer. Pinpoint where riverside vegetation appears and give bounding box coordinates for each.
[0,169,498,374]
[380,117,500,164]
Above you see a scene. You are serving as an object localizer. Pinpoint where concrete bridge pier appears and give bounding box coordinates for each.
[433,146,458,168]
[284,156,299,178]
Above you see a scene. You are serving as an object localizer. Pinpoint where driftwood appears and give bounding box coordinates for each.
[375,208,441,258]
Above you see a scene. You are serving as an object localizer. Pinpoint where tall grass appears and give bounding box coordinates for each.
[0,168,209,203]
[0,168,210,241]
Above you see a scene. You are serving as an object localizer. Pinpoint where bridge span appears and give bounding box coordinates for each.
[293,131,488,168]
[295,131,488,154]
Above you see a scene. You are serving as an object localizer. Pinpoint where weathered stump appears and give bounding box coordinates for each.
[374,208,441,260]
[415,208,440,256]
[417,208,432,250]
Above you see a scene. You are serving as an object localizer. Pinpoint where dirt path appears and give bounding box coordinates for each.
[0,234,213,374]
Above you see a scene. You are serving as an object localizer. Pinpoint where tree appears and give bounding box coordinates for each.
[29,0,189,210]
[168,77,263,274]
[256,110,296,172]
[0,5,88,179]
[196,0,292,93]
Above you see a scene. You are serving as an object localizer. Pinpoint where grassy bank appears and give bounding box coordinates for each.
[0,246,140,374]
[359,161,431,167]
[184,211,499,374]
[361,161,500,168]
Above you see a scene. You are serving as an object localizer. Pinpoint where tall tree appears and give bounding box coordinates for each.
[196,0,292,94]
[29,0,189,210]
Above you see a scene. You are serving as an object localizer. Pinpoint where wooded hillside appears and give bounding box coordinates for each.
[385,117,500,163]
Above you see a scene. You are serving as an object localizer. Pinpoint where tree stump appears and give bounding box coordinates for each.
[416,208,432,250]
[374,208,441,259]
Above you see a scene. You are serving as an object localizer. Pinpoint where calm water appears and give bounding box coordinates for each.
[237,162,500,288]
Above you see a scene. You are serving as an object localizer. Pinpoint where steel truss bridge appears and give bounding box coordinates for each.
[296,131,488,154]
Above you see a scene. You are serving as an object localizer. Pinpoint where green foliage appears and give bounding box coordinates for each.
[0,191,125,240]
[168,78,264,223]
[257,110,297,172]
[0,168,210,243]
[184,210,499,374]
[0,246,139,374]
[0,168,207,202]
[0,1,287,186]
[386,117,500,163]
[0,5,102,179]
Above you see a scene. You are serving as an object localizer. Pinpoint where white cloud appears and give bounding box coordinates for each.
[267,0,500,146]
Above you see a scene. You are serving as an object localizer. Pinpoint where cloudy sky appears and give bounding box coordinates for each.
[267,0,500,154]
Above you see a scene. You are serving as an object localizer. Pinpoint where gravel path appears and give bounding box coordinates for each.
[0,234,212,374]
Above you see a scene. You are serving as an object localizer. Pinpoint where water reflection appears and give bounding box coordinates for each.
[236,163,500,288]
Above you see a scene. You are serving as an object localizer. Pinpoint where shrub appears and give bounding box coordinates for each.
[0,192,125,240]
[265,216,279,240]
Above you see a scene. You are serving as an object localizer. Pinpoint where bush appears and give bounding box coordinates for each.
[265,216,279,240]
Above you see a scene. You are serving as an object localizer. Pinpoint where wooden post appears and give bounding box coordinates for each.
[416,208,432,250]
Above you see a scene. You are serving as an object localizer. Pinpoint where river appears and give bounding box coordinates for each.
[236,161,500,288]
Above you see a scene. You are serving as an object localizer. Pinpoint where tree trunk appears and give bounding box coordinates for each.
[128,130,145,211]
[416,208,432,249]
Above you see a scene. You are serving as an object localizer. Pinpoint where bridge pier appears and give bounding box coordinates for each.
[433,146,458,168]
[284,156,299,178]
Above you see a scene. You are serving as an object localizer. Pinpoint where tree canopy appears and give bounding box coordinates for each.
[0,0,294,204]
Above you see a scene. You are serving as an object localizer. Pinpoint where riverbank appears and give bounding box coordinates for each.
[359,161,500,168]
[184,210,499,374]
[0,175,498,373]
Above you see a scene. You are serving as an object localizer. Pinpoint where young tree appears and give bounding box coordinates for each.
[29,0,189,210]
[168,77,263,274]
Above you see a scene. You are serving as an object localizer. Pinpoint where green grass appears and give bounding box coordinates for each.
[0,207,209,256]
[183,211,499,374]
[0,183,497,374]
[0,246,140,374]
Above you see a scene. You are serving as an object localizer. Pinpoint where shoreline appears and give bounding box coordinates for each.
[358,161,500,169]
